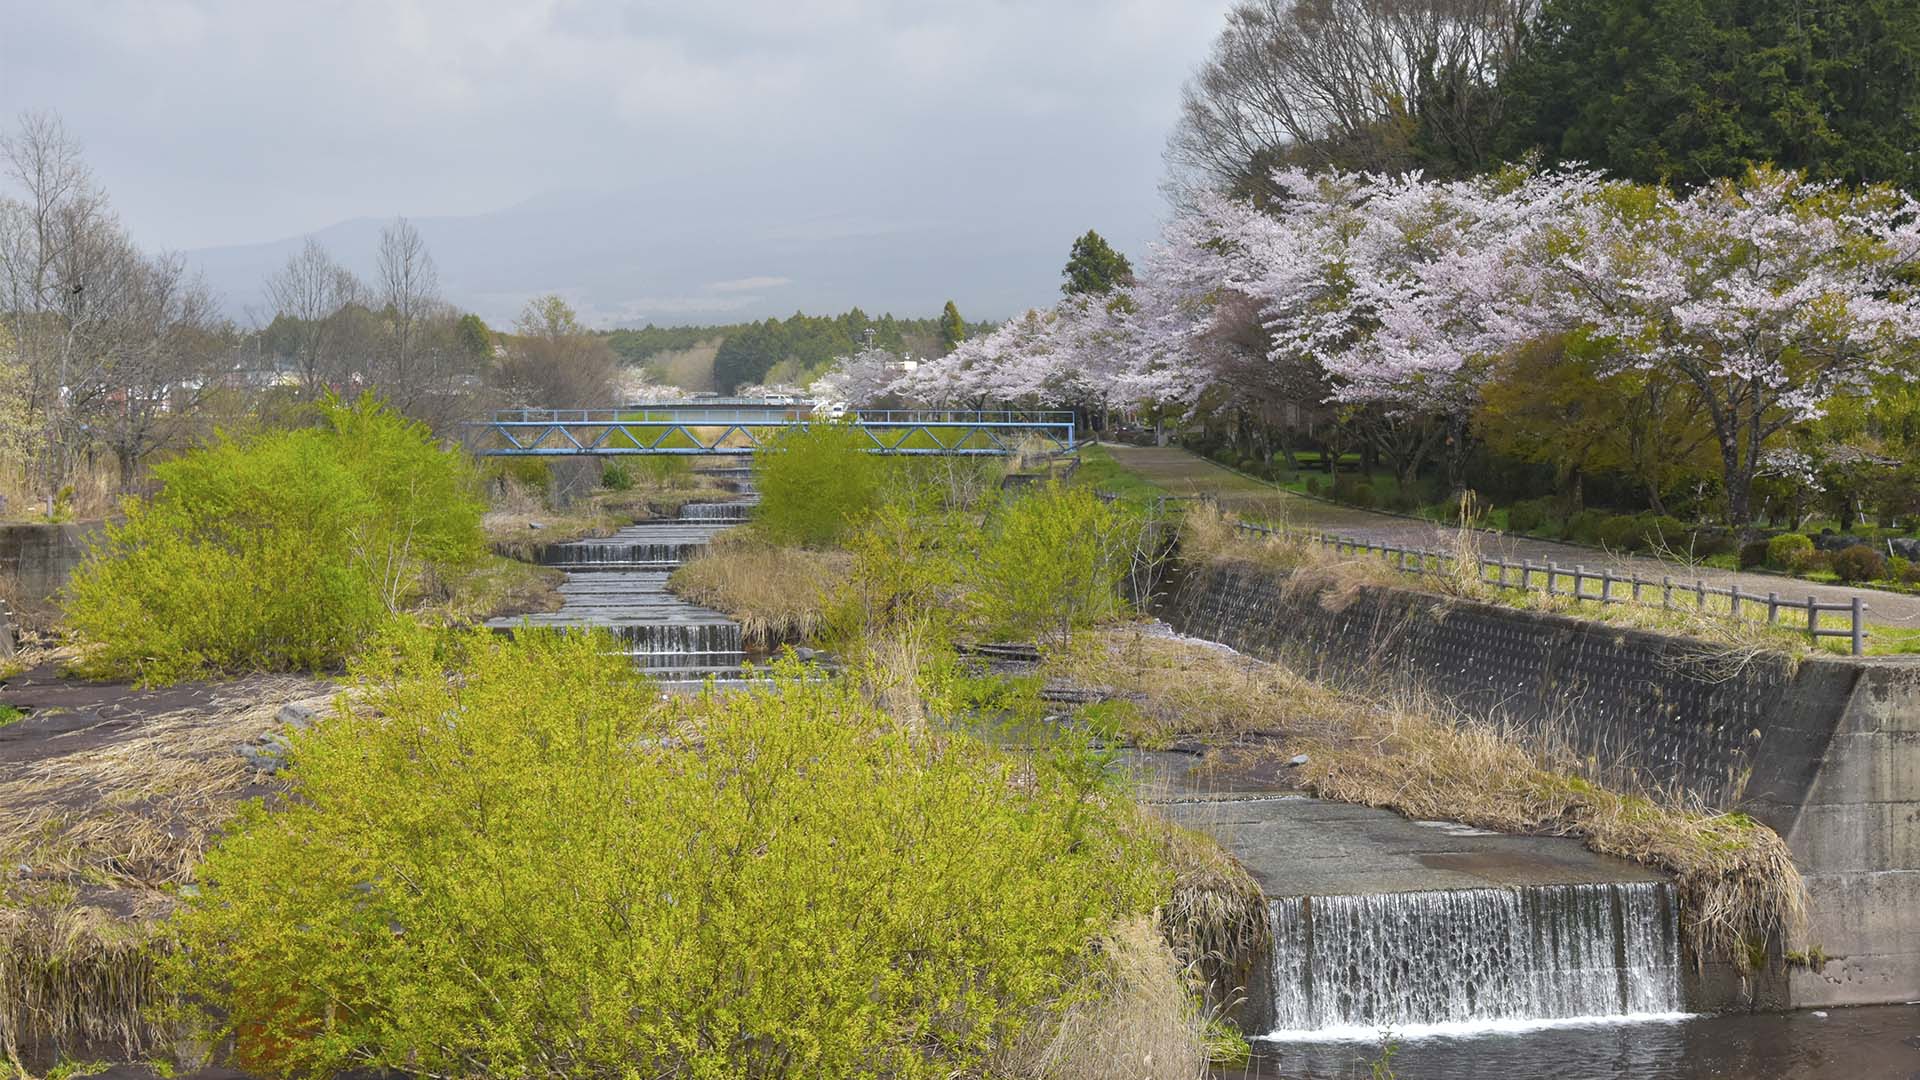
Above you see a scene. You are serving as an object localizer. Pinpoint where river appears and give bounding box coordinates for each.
[1220,1005,1920,1079]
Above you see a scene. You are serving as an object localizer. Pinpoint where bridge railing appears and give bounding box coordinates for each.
[468,408,1076,457]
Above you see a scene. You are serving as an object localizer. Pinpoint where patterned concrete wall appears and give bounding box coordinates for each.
[1161,559,1920,1009]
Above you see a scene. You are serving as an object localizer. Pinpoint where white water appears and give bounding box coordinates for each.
[1265,882,1684,1039]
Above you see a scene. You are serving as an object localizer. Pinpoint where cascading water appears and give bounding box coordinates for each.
[487,467,758,688]
[1265,881,1683,1037]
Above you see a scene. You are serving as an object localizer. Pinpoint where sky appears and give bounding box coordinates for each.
[0,1,1232,327]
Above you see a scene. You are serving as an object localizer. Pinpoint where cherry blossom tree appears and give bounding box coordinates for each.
[1535,167,1920,526]
[811,345,904,408]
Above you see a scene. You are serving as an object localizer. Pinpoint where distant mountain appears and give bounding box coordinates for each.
[184,177,1159,330]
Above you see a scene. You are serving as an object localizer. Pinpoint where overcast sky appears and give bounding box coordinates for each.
[0,1,1231,325]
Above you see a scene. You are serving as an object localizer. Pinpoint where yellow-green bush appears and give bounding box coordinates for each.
[162,627,1165,1080]
[752,422,885,547]
[969,485,1147,642]
[63,395,484,684]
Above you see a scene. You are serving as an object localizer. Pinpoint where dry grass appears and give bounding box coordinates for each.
[1188,503,1849,659]
[1055,625,1810,972]
[0,680,335,889]
[991,915,1211,1080]
[419,555,565,625]
[669,530,851,647]
[483,474,735,559]
[1153,820,1269,1020]
[0,460,123,525]
[1,679,337,1067]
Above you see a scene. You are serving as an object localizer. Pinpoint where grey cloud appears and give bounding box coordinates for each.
[0,0,1232,324]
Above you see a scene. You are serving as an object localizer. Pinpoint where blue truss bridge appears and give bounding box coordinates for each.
[468,401,1077,457]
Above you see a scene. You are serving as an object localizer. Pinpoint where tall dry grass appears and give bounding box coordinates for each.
[992,916,1211,1080]
[668,531,852,647]
[1,679,336,1068]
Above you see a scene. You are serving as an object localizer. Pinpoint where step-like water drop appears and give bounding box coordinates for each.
[1265,881,1682,1037]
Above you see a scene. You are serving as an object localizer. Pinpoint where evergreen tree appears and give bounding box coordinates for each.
[1497,0,1920,190]
[1061,231,1134,296]
[939,300,967,352]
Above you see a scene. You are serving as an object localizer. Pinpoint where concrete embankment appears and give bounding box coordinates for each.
[1160,559,1920,1009]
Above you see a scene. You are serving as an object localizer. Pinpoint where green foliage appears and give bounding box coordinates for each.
[0,703,23,728]
[453,313,493,361]
[1562,509,1608,545]
[1061,230,1135,296]
[600,462,634,491]
[1498,0,1920,191]
[939,299,967,352]
[483,455,551,494]
[1767,533,1816,571]
[1832,544,1887,584]
[636,454,694,489]
[162,627,1163,1080]
[1738,539,1773,570]
[969,485,1146,643]
[1505,497,1554,534]
[63,395,484,684]
[752,423,885,547]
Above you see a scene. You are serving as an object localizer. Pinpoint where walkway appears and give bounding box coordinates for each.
[1102,444,1920,630]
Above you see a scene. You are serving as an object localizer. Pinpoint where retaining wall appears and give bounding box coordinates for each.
[0,523,100,622]
[1161,559,1920,1009]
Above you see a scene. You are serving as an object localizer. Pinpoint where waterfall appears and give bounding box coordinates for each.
[1266,882,1682,1037]
[679,502,754,522]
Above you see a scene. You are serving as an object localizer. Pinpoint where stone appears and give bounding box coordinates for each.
[277,701,318,730]
[527,520,545,530]
[1287,753,1310,767]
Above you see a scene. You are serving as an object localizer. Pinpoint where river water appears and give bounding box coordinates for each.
[1220,1005,1920,1079]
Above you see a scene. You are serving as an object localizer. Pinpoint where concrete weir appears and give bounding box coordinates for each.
[1140,751,1685,1036]
[1161,559,1920,1010]
[487,470,757,688]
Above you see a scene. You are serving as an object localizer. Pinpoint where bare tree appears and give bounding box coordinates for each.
[0,111,119,504]
[265,237,365,396]
[375,217,440,411]
[1168,0,1537,194]
[497,294,618,407]
[90,252,226,490]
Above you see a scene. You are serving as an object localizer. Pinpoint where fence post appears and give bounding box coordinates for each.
[1767,592,1780,625]
[1600,567,1614,602]
[1662,576,1673,609]
[1730,584,1742,618]
[1807,596,1819,645]
[1547,562,1560,597]
[1630,573,1641,602]
[1497,559,1509,588]
[1696,580,1707,609]
[1575,565,1587,601]
[1852,597,1866,656]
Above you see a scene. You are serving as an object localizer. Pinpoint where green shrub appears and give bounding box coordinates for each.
[1306,477,1327,497]
[1889,556,1914,584]
[164,628,1162,1079]
[1643,516,1689,551]
[637,454,693,489]
[600,461,634,490]
[969,484,1146,642]
[1693,531,1737,558]
[1767,533,1815,572]
[1832,544,1886,584]
[484,456,551,494]
[1738,539,1772,570]
[63,395,484,684]
[1563,509,1608,545]
[1505,498,1552,534]
[1351,483,1378,509]
[1596,515,1647,552]
[752,423,885,547]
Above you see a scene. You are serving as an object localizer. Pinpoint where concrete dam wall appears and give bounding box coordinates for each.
[1161,559,1920,1010]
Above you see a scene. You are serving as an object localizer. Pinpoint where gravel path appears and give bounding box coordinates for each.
[1104,444,1920,631]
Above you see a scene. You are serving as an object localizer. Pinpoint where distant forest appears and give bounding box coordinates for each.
[604,308,996,393]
